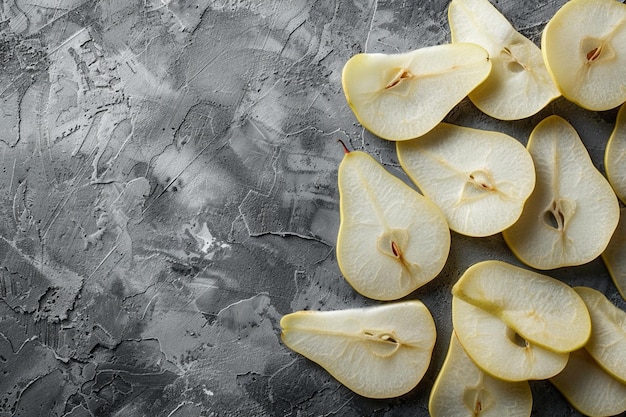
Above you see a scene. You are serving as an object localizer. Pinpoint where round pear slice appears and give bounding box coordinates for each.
[448,0,559,120]
[574,286,626,384]
[452,296,569,381]
[452,260,591,353]
[429,332,532,416]
[605,103,626,204]
[541,0,626,111]
[396,123,535,237]
[550,348,626,417]
[341,43,491,141]
[602,207,626,301]
[336,149,450,301]
[503,115,620,270]
[280,301,437,399]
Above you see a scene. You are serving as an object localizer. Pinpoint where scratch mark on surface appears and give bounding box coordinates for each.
[364,0,379,52]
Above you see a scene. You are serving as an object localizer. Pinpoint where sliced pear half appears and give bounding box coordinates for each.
[605,103,626,203]
[452,296,569,381]
[541,0,626,111]
[574,286,626,384]
[602,207,626,301]
[503,115,619,269]
[429,331,532,416]
[550,349,626,417]
[452,260,591,353]
[397,123,535,237]
[448,0,559,120]
[341,43,491,141]
[336,149,450,301]
[280,301,437,399]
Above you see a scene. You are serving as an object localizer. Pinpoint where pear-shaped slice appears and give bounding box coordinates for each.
[341,43,491,141]
[503,115,620,269]
[574,286,626,384]
[452,296,569,381]
[280,301,437,399]
[605,103,626,204]
[541,0,626,111]
[429,331,533,416]
[336,149,450,300]
[452,260,591,353]
[550,348,626,417]
[448,0,559,120]
[397,123,535,237]
[602,207,626,301]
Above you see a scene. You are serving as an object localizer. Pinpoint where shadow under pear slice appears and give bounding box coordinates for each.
[605,102,626,204]
[602,207,626,301]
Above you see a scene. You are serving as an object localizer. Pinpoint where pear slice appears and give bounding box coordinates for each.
[602,207,626,301]
[448,0,559,120]
[280,301,437,399]
[336,149,450,301]
[550,348,626,417]
[574,286,626,384]
[341,43,491,141]
[605,103,626,204]
[452,260,591,353]
[396,123,535,237]
[429,331,532,416]
[541,0,626,111]
[503,115,620,270]
[452,296,569,381]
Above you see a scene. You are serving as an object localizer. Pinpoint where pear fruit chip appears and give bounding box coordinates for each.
[429,332,532,417]
[280,301,437,399]
[448,0,559,120]
[336,149,450,301]
[542,0,626,111]
[605,102,626,203]
[397,123,535,237]
[602,207,626,301]
[503,115,619,270]
[341,43,491,141]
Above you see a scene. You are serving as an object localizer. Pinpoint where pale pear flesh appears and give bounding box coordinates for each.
[341,43,491,141]
[602,207,626,301]
[452,260,591,353]
[448,0,559,120]
[280,301,437,399]
[550,348,626,417]
[541,0,626,111]
[503,115,620,270]
[429,332,532,417]
[452,296,569,381]
[336,150,450,301]
[574,286,626,384]
[605,103,626,204]
[397,123,535,237]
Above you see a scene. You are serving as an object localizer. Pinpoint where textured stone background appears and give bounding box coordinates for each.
[0,0,623,416]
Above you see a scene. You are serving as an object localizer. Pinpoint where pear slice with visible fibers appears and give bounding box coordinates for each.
[574,286,626,384]
[448,0,559,120]
[429,331,532,416]
[452,260,591,353]
[397,123,535,237]
[602,207,626,301]
[336,149,450,301]
[341,43,491,141]
[452,296,569,381]
[550,348,626,417]
[503,115,620,270]
[280,301,437,399]
[605,103,626,204]
[541,0,626,111]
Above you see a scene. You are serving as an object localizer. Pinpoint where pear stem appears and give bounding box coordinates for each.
[337,139,350,154]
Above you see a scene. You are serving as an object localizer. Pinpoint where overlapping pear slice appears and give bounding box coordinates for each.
[396,123,535,237]
[280,301,437,399]
[602,207,626,301]
[605,103,626,203]
[541,0,626,111]
[336,149,450,301]
[550,348,626,417]
[574,286,626,384]
[452,260,591,353]
[452,296,569,381]
[448,0,559,120]
[429,332,532,416]
[341,43,491,141]
[503,115,620,270]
